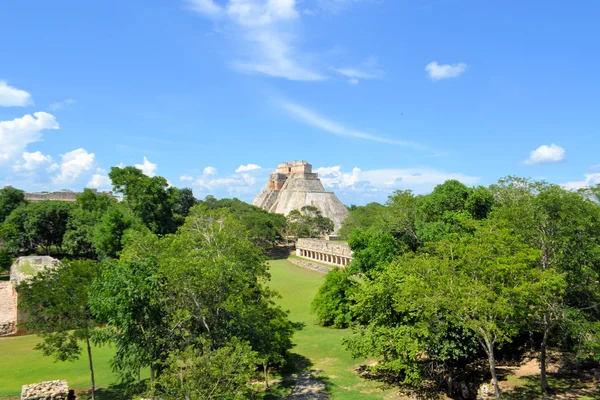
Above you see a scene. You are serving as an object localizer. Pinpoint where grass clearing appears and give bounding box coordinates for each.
[268,259,395,399]
[0,335,118,398]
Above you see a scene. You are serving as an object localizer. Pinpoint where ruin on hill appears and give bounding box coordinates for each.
[253,160,348,234]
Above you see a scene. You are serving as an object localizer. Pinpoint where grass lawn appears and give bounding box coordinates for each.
[268,259,395,399]
[0,335,118,398]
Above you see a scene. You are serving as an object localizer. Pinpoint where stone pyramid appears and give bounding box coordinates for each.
[253,160,348,233]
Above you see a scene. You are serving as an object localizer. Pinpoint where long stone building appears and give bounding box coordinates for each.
[296,238,353,267]
[253,160,348,233]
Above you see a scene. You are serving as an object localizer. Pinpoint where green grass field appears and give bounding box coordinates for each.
[0,259,391,399]
[268,259,394,399]
[0,335,118,397]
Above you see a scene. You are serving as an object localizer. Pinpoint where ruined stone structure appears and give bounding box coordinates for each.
[296,238,353,267]
[21,380,70,400]
[22,189,114,202]
[253,161,348,233]
[2,186,115,202]
[0,256,61,337]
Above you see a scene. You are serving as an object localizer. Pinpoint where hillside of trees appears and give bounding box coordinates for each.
[313,177,600,398]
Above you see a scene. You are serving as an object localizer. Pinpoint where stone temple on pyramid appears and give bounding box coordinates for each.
[253,160,349,234]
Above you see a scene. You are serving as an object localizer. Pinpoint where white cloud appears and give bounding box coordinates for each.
[53,148,96,184]
[563,173,600,191]
[280,100,425,149]
[48,99,76,111]
[13,151,53,172]
[331,56,383,84]
[0,81,32,107]
[188,0,326,81]
[180,174,195,182]
[235,163,262,172]
[87,168,112,189]
[135,156,158,177]
[203,166,217,176]
[0,112,59,162]
[315,165,480,195]
[524,144,565,165]
[425,61,467,80]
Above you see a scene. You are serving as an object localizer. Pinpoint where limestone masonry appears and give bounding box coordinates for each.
[296,238,353,267]
[0,256,61,337]
[253,161,348,233]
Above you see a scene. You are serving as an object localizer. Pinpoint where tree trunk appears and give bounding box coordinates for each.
[263,364,269,388]
[85,335,96,400]
[540,318,551,394]
[482,337,501,400]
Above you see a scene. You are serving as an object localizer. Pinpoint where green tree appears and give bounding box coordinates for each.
[18,260,103,399]
[490,177,600,394]
[339,202,384,239]
[311,267,357,328]
[92,204,142,259]
[109,166,176,235]
[158,338,258,400]
[347,229,403,276]
[90,233,168,388]
[0,186,26,223]
[2,201,73,255]
[286,205,334,238]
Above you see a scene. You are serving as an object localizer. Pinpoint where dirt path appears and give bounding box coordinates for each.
[285,371,328,399]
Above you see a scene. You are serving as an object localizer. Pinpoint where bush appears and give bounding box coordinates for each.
[311,268,357,328]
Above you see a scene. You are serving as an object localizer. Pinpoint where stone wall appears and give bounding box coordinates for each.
[22,189,114,203]
[296,238,353,267]
[21,380,70,400]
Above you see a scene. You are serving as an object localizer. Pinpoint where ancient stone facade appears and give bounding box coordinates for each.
[21,380,70,400]
[22,189,114,202]
[296,238,353,267]
[253,161,348,233]
[0,256,61,337]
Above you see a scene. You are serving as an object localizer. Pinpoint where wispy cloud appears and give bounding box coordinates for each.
[0,81,32,107]
[330,56,384,84]
[48,98,76,111]
[280,100,426,149]
[186,0,325,81]
[523,144,566,165]
[425,61,467,80]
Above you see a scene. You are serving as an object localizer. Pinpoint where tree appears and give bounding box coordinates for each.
[109,166,176,235]
[64,190,117,258]
[347,229,403,276]
[18,260,103,399]
[171,187,198,225]
[90,237,169,388]
[92,204,142,259]
[0,186,26,223]
[311,267,357,328]
[490,177,600,394]
[158,338,258,400]
[2,201,73,255]
[339,202,384,239]
[286,206,334,238]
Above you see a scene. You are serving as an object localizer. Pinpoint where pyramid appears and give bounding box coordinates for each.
[253,160,348,233]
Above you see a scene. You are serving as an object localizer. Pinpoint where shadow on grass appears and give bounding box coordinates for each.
[76,383,130,400]
[502,372,600,399]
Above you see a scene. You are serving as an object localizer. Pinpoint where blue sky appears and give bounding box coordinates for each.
[1,0,599,205]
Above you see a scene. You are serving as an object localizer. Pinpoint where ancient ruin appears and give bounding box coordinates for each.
[21,380,70,400]
[0,256,61,337]
[2,186,115,202]
[253,161,348,233]
[296,238,353,267]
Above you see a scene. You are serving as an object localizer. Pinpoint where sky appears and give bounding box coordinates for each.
[1,0,599,205]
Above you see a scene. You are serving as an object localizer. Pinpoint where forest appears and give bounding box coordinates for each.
[2,169,600,399]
